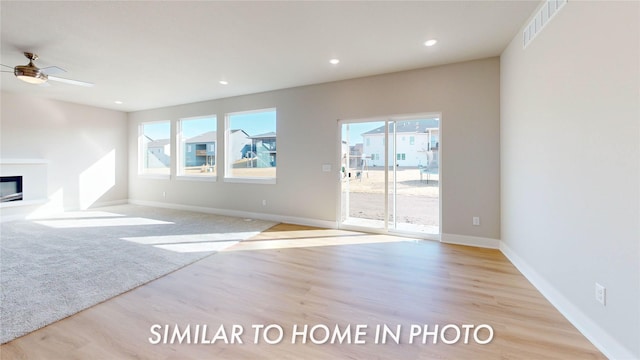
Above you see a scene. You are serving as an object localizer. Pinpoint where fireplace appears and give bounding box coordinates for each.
[1,176,23,202]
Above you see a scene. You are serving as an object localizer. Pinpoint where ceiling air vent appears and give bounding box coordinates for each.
[523,0,567,48]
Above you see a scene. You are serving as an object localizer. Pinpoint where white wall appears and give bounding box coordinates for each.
[0,92,128,219]
[129,57,501,240]
[500,1,639,358]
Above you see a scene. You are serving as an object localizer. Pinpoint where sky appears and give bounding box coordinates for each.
[228,110,276,137]
[341,118,440,144]
[341,121,385,145]
[144,113,437,143]
[142,110,276,140]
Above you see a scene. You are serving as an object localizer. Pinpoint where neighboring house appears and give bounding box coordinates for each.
[361,120,439,167]
[230,129,252,162]
[248,132,276,168]
[145,137,170,168]
[350,143,363,168]
[341,141,365,178]
[185,131,216,167]
[341,141,363,169]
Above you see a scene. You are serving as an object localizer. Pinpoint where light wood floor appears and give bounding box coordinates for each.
[1,224,605,359]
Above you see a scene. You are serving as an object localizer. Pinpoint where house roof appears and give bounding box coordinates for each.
[249,132,276,139]
[361,119,439,136]
[186,131,216,144]
[231,129,250,137]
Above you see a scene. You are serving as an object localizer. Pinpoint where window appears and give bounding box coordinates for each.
[177,116,217,178]
[225,108,276,182]
[139,121,171,176]
[409,136,415,145]
[396,153,406,161]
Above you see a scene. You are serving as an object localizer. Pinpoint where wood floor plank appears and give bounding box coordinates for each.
[1,224,605,359]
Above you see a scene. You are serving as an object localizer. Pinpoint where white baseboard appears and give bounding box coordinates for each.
[500,242,637,360]
[441,233,500,249]
[127,199,338,229]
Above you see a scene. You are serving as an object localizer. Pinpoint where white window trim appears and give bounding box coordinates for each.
[224,107,277,184]
[176,114,217,181]
[223,177,276,185]
[176,175,217,182]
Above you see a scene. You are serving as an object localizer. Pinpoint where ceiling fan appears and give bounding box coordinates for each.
[1,52,94,87]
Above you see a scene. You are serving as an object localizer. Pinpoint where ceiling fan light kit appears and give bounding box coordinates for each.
[2,52,94,87]
[15,67,48,85]
[13,52,48,84]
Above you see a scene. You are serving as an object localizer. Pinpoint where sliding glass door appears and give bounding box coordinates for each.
[340,121,386,230]
[340,115,440,237]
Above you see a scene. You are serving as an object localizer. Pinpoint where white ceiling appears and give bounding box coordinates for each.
[0,1,538,112]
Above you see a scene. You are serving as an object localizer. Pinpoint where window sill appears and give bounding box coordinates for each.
[176,175,217,182]
[223,177,276,185]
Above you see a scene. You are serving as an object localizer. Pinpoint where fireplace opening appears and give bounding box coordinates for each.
[1,176,23,202]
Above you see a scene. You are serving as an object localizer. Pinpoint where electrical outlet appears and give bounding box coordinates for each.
[472,216,480,226]
[162,191,166,199]
[262,199,267,206]
[595,283,606,306]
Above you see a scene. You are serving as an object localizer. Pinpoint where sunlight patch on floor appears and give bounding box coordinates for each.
[32,211,126,220]
[225,229,415,252]
[121,231,261,245]
[120,232,263,253]
[154,240,239,253]
[34,217,173,228]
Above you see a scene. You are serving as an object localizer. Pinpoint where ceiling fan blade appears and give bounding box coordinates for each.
[48,76,94,87]
[41,66,67,75]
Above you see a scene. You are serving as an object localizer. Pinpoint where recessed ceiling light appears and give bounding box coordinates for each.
[219,80,228,85]
[114,100,123,104]
[424,39,438,47]
[329,59,340,65]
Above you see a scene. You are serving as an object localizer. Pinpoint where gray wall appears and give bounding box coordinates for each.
[128,57,501,240]
[501,1,639,358]
[1,92,129,218]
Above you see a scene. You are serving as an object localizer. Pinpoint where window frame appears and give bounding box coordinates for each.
[176,115,218,182]
[224,108,277,185]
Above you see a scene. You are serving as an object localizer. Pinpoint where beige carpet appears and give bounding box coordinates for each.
[0,204,275,344]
